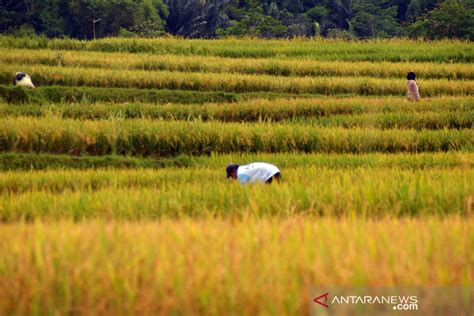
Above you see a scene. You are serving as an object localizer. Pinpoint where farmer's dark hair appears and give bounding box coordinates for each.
[226,164,239,178]
[407,72,416,81]
[15,73,26,81]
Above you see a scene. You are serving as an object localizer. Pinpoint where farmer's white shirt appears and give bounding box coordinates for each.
[237,163,280,184]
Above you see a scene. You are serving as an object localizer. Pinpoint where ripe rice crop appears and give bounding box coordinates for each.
[0,36,472,62]
[0,218,472,314]
[3,48,474,79]
[302,111,473,130]
[1,103,471,129]
[1,96,472,121]
[1,152,471,171]
[0,168,472,220]
[1,36,473,315]
[0,117,472,155]
[1,104,471,129]
[2,64,474,96]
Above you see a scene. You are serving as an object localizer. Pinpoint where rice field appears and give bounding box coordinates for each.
[0,36,473,315]
[1,36,472,61]
[3,63,474,95]
[1,218,472,315]
[3,48,474,79]
[1,96,473,119]
[0,167,472,221]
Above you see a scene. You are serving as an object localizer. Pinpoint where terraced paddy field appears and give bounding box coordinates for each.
[0,36,473,315]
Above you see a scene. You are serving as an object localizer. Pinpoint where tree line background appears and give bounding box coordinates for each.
[1,0,473,40]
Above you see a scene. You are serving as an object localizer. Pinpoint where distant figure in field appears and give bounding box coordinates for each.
[14,72,35,88]
[226,162,281,184]
[406,71,420,101]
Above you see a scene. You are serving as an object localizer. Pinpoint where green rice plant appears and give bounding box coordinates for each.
[0,152,159,170]
[1,96,473,120]
[299,111,474,130]
[192,152,474,169]
[0,35,472,62]
[0,117,472,155]
[0,168,471,219]
[0,152,471,171]
[3,48,474,79]
[0,85,240,104]
[4,104,472,129]
[1,103,471,129]
[2,64,474,96]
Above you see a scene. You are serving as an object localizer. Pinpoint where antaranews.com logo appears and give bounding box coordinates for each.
[313,292,418,311]
[310,287,473,315]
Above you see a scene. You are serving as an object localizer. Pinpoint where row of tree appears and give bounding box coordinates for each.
[1,0,473,39]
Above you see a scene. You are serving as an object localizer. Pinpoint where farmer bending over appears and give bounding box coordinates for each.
[226,162,281,184]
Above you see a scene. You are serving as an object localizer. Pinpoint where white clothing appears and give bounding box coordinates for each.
[237,162,280,184]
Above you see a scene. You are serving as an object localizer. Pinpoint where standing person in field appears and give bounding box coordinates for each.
[406,71,420,101]
[226,162,281,184]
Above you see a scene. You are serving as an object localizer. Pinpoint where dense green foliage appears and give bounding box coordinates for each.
[407,0,474,40]
[0,0,168,38]
[1,0,473,39]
